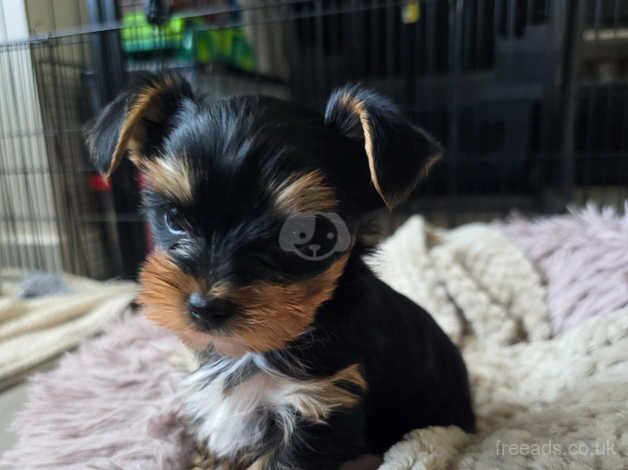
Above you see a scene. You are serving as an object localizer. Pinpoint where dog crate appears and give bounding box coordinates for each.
[570,0,628,204]
[0,0,626,279]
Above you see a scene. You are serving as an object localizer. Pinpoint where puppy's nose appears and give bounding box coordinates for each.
[308,244,321,254]
[187,292,235,329]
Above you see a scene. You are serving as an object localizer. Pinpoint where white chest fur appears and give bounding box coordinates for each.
[185,354,272,459]
[185,354,365,461]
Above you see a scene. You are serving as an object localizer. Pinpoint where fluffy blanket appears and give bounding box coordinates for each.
[0,271,136,389]
[501,203,628,334]
[376,218,627,469]
[2,212,627,469]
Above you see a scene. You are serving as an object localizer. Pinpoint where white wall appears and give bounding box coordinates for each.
[0,0,62,271]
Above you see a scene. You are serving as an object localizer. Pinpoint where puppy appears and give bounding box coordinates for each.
[85,73,475,469]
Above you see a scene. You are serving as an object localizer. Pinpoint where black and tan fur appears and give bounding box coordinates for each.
[85,72,475,469]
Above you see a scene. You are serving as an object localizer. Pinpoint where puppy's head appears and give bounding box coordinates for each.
[85,73,441,356]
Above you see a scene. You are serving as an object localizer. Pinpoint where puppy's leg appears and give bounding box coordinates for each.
[262,404,368,470]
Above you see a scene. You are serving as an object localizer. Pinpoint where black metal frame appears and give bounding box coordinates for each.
[0,0,626,279]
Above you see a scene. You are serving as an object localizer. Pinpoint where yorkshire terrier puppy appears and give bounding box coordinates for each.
[86,73,474,469]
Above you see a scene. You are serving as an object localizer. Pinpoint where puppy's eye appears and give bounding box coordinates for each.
[164,206,187,235]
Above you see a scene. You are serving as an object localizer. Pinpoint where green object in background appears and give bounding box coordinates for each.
[402,0,421,24]
[190,23,255,71]
[121,12,185,53]
[121,12,255,72]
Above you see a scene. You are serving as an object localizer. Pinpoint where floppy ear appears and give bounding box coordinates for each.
[324,85,442,208]
[84,72,194,177]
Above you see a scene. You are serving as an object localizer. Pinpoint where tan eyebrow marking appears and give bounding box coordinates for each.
[274,170,337,213]
[137,156,194,203]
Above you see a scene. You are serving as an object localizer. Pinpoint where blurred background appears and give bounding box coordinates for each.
[0,0,627,280]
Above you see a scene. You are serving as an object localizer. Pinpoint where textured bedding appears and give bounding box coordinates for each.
[501,203,628,334]
[376,217,627,469]
[0,271,136,389]
[1,208,627,469]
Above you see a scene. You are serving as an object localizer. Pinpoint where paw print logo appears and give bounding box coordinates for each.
[279,212,351,261]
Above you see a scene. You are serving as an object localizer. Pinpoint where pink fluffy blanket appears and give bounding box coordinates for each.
[2,205,626,469]
[1,315,193,469]
[501,203,628,334]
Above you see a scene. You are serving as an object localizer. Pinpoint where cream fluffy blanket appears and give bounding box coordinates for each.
[0,271,136,389]
[2,217,627,469]
[373,217,627,469]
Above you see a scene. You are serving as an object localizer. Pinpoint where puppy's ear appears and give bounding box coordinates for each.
[84,72,194,177]
[324,85,442,208]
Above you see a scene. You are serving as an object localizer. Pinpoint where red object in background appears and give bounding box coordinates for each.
[89,174,112,192]
[89,171,154,254]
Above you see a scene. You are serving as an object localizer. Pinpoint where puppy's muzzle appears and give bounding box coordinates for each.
[187,292,236,330]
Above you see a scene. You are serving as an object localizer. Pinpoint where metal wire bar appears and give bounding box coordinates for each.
[0,0,625,278]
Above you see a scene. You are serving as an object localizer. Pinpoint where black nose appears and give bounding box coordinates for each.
[187,292,235,330]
